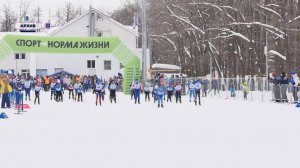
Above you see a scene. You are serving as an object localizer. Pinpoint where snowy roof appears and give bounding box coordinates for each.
[49,8,138,37]
[151,64,181,70]
[0,32,47,39]
[0,26,65,39]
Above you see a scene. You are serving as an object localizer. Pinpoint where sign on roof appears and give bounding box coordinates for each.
[0,34,140,94]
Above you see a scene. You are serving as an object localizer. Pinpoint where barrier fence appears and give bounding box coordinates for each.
[150,77,299,103]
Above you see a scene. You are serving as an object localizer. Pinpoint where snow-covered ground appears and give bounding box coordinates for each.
[0,91,299,168]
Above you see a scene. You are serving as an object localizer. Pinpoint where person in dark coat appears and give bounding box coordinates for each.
[280,72,289,102]
[269,72,281,102]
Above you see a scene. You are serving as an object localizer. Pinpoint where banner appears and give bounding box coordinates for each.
[3,35,120,53]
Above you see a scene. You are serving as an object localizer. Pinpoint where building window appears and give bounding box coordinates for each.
[15,53,19,59]
[104,60,111,70]
[96,31,103,37]
[87,60,95,68]
[21,53,26,59]
[15,53,26,59]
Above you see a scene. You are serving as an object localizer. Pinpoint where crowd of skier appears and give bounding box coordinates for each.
[1,69,300,109]
[0,74,121,108]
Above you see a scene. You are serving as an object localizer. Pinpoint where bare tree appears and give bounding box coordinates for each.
[33,6,42,23]
[1,1,17,31]
[112,0,300,77]
[55,9,64,26]
[18,0,33,22]
[63,2,78,23]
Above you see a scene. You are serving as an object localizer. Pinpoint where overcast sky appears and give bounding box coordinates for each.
[1,0,133,22]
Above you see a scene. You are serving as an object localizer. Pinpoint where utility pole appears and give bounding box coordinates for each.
[265,17,269,91]
[141,0,147,84]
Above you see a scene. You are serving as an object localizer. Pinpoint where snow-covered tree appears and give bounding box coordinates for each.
[112,0,300,77]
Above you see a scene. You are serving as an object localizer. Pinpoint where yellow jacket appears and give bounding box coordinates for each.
[0,80,12,93]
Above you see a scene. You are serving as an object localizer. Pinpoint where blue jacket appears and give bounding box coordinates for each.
[157,88,165,96]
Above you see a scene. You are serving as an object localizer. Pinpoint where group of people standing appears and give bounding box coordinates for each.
[0,74,120,108]
[269,70,300,103]
[49,75,119,105]
[129,78,202,108]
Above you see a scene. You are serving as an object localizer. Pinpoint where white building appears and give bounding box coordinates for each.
[0,7,149,80]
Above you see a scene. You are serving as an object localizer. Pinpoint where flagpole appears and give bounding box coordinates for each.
[141,0,147,84]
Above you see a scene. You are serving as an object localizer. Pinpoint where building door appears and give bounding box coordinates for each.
[21,69,30,78]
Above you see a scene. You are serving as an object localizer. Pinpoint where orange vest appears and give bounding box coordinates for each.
[45,77,50,85]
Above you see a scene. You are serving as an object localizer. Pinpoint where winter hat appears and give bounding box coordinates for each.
[291,70,296,75]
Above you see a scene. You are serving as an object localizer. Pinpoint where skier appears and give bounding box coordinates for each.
[74,80,81,101]
[157,86,165,108]
[166,84,174,102]
[83,76,89,93]
[77,85,83,102]
[68,82,75,100]
[202,78,209,97]
[241,81,249,100]
[24,78,31,101]
[144,82,151,102]
[50,79,56,100]
[174,81,182,103]
[15,79,24,106]
[130,81,135,100]
[34,82,42,105]
[132,79,142,104]
[229,82,236,97]
[108,80,117,103]
[55,80,64,102]
[94,79,104,106]
[209,78,219,95]
[289,70,300,103]
[44,76,50,91]
[152,84,158,103]
[194,80,201,105]
[188,80,196,102]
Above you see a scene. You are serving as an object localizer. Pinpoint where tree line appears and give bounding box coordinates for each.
[1,0,300,78]
[0,0,83,31]
[113,0,300,78]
